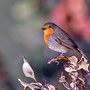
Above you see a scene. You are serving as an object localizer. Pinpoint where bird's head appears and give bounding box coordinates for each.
[42,22,56,36]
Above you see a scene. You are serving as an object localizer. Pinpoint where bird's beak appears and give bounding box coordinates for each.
[42,27,46,31]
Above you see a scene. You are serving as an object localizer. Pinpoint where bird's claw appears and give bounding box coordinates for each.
[60,56,69,62]
[48,58,60,65]
[48,56,69,65]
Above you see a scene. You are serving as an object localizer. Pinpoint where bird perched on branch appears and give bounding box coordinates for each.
[42,22,87,60]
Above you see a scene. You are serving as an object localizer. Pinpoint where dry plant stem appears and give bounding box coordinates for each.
[19,57,57,90]
[59,73,72,90]
[76,77,85,90]
[24,87,27,90]
[59,55,90,90]
[19,55,89,90]
[84,72,90,90]
[77,57,84,64]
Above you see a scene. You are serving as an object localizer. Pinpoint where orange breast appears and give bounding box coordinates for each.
[44,35,50,46]
[43,26,56,46]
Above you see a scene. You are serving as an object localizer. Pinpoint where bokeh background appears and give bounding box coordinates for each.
[0,0,90,90]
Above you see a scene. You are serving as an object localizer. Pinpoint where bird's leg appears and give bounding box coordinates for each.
[56,53,64,60]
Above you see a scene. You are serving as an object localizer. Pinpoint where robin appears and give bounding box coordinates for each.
[42,22,87,60]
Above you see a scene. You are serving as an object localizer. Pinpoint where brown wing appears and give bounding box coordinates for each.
[52,28,78,50]
[53,35,75,50]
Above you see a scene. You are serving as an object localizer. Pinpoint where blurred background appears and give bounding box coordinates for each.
[0,0,90,90]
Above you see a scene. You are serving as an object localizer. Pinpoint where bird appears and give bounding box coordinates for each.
[42,22,87,60]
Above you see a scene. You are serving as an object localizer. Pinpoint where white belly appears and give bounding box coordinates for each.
[49,42,67,53]
[49,35,67,53]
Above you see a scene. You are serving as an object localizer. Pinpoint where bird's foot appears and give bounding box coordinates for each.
[48,58,60,65]
[48,55,69,65]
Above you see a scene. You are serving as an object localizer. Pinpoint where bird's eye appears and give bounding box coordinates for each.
[49,26,52,28]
